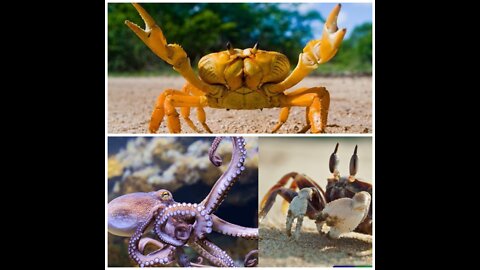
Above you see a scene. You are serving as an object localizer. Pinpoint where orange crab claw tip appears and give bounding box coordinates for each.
[125,20,144,36]
[326,4,342,32]
[131,2,156,29]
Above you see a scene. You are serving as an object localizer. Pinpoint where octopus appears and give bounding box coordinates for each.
[108,137,258,267]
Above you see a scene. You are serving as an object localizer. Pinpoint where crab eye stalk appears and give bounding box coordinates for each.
[226,41,235,55]
[329,143,340,177]
[252,42,259,54]
[349,145,359,182]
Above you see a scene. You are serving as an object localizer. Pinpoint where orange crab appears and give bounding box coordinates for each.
[126,3,346,133]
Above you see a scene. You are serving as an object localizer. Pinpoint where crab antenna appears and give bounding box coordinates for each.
[226,42,235,54]
[329,143,340,177]
[252,42,259,53]
[349,145,359,182]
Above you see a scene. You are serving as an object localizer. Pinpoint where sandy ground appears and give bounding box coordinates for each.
[108,76,371,134]
[258,138,372,267]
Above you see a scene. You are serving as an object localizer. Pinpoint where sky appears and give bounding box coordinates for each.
[280,3,372,39]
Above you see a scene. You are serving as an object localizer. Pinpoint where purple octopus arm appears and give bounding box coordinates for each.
[127,205,176,267]
[208,136,224,166]
[190,238,235,267]
[212,215,258,239]
[202,136,247,215]
[154,202,214,245]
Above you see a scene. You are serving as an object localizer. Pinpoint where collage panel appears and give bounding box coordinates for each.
[108,2,372,134]
[107,137,258,267]
[258,137,372,267]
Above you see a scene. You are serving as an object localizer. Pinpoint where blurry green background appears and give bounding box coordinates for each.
[108,3,372,76]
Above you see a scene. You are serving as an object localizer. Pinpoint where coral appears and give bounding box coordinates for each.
[108,157,124,179]
[109,137,258,197]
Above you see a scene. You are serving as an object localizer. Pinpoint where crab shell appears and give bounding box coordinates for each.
[198,49,291,91]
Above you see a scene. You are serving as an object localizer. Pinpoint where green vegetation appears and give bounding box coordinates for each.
[315,22,372,75]
[108,3,371,76]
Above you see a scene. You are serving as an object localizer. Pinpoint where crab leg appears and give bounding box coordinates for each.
[182,83,213,133]
[265,4,346,94]
[277,87,330,133]
[298,107,311,133]
[180,107,201,133]
[259,187,298,222]
[150,89,209,133]
[165,95,210,133]
[259,172,327,221]
[260,172,298,211]
[125,3,223,97]
[271,107,291,133]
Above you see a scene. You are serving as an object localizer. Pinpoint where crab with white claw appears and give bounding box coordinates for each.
[125,3,346,133]
[288,188,371,240]
[316,191,371,239]
[259,143,373,241]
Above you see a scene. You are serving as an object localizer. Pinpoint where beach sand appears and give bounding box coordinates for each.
[108,76,371,134]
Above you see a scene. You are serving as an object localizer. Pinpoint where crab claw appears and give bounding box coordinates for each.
[125,3,187,67]
[319,4,346,63]
[303,4,346,66]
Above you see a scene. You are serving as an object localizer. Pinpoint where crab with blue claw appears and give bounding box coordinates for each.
[260,143,373,241]
[125,3,346,133]
[108,137,258,267]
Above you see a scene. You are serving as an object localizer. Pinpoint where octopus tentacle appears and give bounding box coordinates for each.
[212,215,259,239]
[176,248,212,267]
[190,256,209,267]
[128,207,176,267]
[138,237,165,253]
[190,238,235,267]
[244,250,258,267]
[189,262,210,267]
[208,136,224,166]
[154,202,213,246]
[202,136,247,214]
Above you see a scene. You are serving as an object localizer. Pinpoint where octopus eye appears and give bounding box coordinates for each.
[161,191,171,200]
